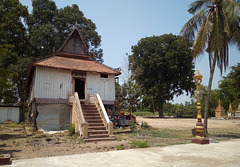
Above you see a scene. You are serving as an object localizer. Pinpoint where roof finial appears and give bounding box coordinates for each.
[74,22,78,29]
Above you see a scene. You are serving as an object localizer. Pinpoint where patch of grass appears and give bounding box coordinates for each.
[34,134,46,139]
[130,140,149,148]
[208,129,240,141]
[133,111,156,117]
[130,122,136,132]
[7,122,18,127]
[115,125,191,148]
[143,122,150,128]
[116,144,125,150]
[136,126,181,138]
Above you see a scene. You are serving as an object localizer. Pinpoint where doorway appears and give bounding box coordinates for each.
[75,78,85,99]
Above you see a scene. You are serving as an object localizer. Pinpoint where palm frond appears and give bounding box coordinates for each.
[180,8,208,40]
[188,0,212,14]
[192,11,212,58]
[183,0,240,75]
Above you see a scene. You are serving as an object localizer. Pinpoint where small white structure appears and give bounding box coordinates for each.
[27,25,120,131]
[0,105,20,123]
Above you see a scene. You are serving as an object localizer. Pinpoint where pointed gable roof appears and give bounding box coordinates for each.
[57,24,90,57]
[27,23,121,87]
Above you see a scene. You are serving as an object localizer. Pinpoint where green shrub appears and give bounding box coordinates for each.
[116,144,125,150]
[143,122,150,128]
[130,140,149,148]
[66,123,75,135]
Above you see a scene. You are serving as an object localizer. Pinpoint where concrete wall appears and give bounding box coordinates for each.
[0,106,20,123]
[37,104,70,131]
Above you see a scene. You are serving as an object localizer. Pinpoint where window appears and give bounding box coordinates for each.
[100,73,108,78]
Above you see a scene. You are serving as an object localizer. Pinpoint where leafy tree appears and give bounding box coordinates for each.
[163,102,197,118]
[0,45,18,104]
[181,0,240,134]
[115,78,141,113]
[124,77,141,113]
[28,1,103,62]
[115,82,127,112]
[163,103,175,117]
[129,34,195,117]
[0,0,29,120]
[198,85,223,117]
[28,0,58,59]
[0,0,104,122]
[219,63,240,110]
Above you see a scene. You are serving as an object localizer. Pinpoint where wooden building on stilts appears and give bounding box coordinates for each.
[27,24,121,142]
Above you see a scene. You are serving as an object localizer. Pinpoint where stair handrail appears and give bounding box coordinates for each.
[72,92,88,138]
[95,94,113,135]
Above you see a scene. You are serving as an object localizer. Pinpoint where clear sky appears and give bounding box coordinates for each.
[20,0,240,104]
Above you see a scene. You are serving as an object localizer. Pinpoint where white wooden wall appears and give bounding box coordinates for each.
[32,66,115,101]
[86,73,115,101]
[34,67,72,99]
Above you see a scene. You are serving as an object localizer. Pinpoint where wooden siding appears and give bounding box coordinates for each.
[61,31,88,55]
[34,67,72,99]
[86,73,115,101]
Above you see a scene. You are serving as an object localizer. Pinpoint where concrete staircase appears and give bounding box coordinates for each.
[81,102,115,142]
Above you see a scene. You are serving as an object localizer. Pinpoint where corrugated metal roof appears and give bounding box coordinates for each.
[33,55,121,76]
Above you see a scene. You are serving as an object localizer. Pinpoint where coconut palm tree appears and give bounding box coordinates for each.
[181,0,240,135]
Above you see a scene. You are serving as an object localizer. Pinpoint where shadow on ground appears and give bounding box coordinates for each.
[215,133,240,139]
[0,134,25,140]
[0,144,22,159]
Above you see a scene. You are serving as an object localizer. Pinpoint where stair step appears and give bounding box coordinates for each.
[80,102,114,142]
[83,113,100,116]
[88,126,106,130]
[86,120,103,123]
[89,134,110,138]
[88,130,108,134]
[83,111,99,114]
[84,136,116,143]
[82,106,97,109]
[83,110,98,112]
[85,116,101,119]
[88,123,104,126]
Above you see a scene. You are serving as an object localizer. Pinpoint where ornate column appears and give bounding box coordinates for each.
[192,70,209,144]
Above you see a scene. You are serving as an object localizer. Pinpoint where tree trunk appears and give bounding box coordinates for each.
[158,104,164,118]
[204,53,217,135]
[152,96,155,115]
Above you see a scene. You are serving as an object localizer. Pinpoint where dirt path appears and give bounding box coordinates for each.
[137,117,240,129]
[1,117,240,160]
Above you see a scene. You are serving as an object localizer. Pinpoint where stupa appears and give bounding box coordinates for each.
[215,100,226,118]
[227,103,234,118]
[235,104,240,119]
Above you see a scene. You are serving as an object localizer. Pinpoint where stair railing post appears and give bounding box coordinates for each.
[95,94,113,135]
[73,92,88,138]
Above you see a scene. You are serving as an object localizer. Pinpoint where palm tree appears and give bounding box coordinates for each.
[181,0,240,135]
